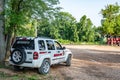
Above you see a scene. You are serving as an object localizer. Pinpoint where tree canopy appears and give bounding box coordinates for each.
[101,3,120,36]
[0,0,60,62]
[5,0,60,36]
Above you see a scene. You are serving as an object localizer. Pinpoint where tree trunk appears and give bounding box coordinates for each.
[5,32,14,61]
[0,0,6,63]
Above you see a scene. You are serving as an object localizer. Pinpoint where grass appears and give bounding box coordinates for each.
[0,62,12,69]
[0,71,56,80]
[0,64,4,68]
[0,63,54,80]
[0,71,45,80]
[57,39,103,45]
[0,62,7,68]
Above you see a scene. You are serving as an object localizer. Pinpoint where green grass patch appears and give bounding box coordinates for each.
[57,39,73,45]
[27,75,39,80]
[0,72,40,80]
[57,39,102,45]
[0,62,6,68]
[0,64,4,68]
[0,72,13,79]
[0,70,55,80]
[0,62,12,69]
[0,63,55,80]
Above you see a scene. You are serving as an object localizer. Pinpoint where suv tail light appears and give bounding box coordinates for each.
[33,52,39,60]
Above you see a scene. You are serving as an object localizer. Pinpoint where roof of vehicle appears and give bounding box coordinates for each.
[16,37,56,41]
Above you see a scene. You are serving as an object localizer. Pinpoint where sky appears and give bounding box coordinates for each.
[59,0,120,26]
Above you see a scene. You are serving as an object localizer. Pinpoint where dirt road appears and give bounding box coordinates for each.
[50,45,120,80]
[1,45,120,80]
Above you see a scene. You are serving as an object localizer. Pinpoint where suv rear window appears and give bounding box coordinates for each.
[12,40,34,50]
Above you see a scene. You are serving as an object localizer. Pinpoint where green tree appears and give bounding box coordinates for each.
[0,0,60,62]
[55,12,77,40]
[77,15,95,42]
[37,12,79,42]
[101,3,120,36]
[114,14,120,35]
[94,26,102,42]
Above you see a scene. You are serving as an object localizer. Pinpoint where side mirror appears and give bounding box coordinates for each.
[62,46,66,49]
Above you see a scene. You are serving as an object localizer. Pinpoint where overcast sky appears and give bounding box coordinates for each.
[59,0,120,26]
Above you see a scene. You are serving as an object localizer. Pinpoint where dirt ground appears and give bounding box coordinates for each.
[1,45,120,80]
[50,45,120,80]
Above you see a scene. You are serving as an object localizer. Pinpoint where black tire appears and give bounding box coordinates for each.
[66,55,71,66]
[38,59,50,74]
[11,49,26,65]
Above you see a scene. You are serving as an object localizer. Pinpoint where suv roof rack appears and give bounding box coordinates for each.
[36,36,53,39]
[16,37,35,40]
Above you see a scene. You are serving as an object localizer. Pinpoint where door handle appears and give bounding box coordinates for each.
[48,51,51,53]
[58,51,60,53]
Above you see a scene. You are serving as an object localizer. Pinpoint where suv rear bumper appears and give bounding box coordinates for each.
[9,60,41,68]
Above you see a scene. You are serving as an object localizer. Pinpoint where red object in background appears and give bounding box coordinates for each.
[113,38,116,44]
[107,38,111,45]
[107,37,120,46]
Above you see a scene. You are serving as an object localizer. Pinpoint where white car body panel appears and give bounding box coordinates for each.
[9,37,72,68]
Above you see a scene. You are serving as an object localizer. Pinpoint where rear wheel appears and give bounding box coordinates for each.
[38,59,50,74]
[66,55,71,66]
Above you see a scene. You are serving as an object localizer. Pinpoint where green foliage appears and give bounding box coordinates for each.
[37,11,78,42]
[37,12,99,43]
[94,26,102,41]
[57,39,73,44]
[101,3,119,18]
[5,0,60,36]
[77,15,96,42]
[101,3,120,36]
[4,0,112,45]
[114,14,120,35]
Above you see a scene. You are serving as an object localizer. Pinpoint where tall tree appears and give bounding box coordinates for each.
[77,15,95,42]
[37,12,79,42]
[101,3,120,36]
[0,0,60,62]
[0,0,6,63]
[56,12,78,41]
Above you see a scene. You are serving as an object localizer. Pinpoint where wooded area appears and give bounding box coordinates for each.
[0,0,120,63]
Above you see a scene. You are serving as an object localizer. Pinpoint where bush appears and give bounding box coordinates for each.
[57,39,73,44]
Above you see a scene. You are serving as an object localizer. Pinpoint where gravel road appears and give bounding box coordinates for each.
[50,45,120,80]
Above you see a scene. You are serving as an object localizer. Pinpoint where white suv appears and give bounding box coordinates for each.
[9,37,72,74]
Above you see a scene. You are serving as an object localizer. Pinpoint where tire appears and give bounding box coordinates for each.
[11,49,26,65]
[38,59,50,74]
[66,55,71,66]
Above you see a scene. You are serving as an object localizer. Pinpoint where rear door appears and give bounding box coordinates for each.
[54,41,65,62]
[46,40,58,64]
[38,40,47,55]
[12,40,35,63]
